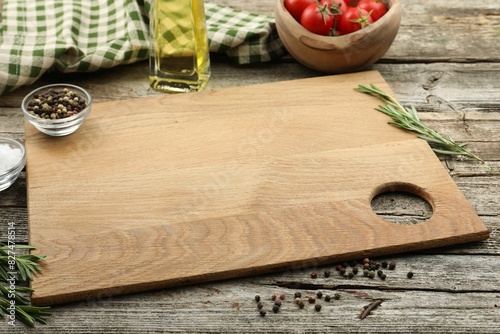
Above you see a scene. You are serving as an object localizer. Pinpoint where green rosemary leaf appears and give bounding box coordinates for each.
[0,237,50,326]
[403,105,417,120]
[431,148,467,156]
[355,84,484,163]
[417,134,447,145]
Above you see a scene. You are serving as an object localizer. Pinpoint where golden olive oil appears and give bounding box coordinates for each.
[149,0,210,93]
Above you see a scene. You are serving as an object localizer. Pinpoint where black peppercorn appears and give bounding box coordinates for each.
[377,270,383,277]
[407,271,414,279]
[380,273,387,280]
[388,261,396,270]
[334,293,341,300]
[324,295,331,302]
[294,292,302,298]
[255,295,261,302]
[348,272,355,279]
[317,291,323,299]
[315,304,322,312]
[272,305,280,313]
[274,300,282,307]
[352,267,359,275]
[257,302,264,310]
[26,88,87,119]
[324,270,331,278]
[259,309,266,317]
[298,301,305,309]
[381,261,388,268]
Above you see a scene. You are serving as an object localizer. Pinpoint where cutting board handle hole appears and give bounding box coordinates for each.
[370,182,434,225]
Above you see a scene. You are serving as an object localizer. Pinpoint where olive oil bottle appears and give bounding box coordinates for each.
[149,0,210,93]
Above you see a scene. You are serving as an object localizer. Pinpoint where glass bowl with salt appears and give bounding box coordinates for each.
[0,138,26,191]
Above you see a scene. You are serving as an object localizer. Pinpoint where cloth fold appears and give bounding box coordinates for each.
[0,0,285,96]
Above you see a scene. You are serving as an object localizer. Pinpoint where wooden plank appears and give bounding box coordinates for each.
[2,266,499,333]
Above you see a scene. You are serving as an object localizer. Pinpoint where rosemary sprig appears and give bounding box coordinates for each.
[0,239,51,326]
[354,84,483,163]
[0,244,45,281]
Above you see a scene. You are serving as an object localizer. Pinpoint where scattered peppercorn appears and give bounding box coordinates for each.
[308,296,316,304]
[295,297,301,305]
[339,268,347,276]
[311,272,318,279]
[324,270,331,278]
[294,292,302,298]
[317,291,323,299]
[363,269,370,277]
[336,264,344,271]
[407,271,414,279]
[272,305,280,313]
[274,300,282,307]
[298,301,305,309]
[363,258,370,265]
[377,270,383,277]
[352,267,359,275]
[388,261,396,270]
[315,304,322,312]
[368,271,376,279]
[380,273,387,280]
[259,309,266,317]
[348,272,355,279]
[255,295,261,303]
[324,295,331,302]
[271,294,277,301]
[334,293,341,300]
[381,261,388,268]
[257,302,264,310]
[279,294,286,300]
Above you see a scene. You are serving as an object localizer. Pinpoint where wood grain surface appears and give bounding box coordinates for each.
[1,0,499,332]
[24,71,488,305]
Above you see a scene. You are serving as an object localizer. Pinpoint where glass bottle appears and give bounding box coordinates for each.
[149,0,210,93]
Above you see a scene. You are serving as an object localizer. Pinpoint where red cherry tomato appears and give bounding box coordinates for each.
[320,0,348,27]
[284,0,316,22]
[338,7,373,34]
[356,0,388,21]
[300,3,335,36]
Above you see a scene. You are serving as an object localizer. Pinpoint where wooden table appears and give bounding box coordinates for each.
[1,0,499,332]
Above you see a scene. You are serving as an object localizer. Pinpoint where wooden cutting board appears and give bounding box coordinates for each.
[25,70,489,306]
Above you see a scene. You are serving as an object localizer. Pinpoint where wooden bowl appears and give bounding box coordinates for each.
[274,0,402,73]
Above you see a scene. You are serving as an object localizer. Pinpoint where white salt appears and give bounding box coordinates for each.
[0,143,23,173]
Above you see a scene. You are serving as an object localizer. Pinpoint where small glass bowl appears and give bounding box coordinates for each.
[0,137,26,192]
[22,84,92,136]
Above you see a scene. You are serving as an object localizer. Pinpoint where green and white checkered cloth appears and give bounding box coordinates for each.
[0,0,285,96]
